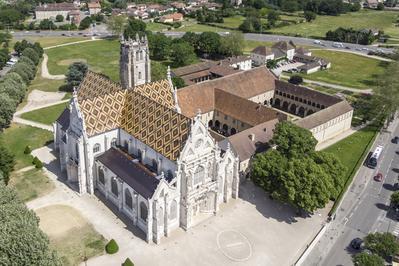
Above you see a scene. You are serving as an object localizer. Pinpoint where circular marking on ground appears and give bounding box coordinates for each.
[57,58,87,66]
[216,230,252,262]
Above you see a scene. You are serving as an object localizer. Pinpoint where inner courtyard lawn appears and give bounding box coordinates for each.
[297,50,388,89]
[46,39,120,81]
[21,102,69,125]
[36,205,107,266]
[269,10,399,39]
[0,123,53,169]
[9,168,55,202]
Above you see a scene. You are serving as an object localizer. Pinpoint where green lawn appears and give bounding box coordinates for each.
[325,124,380,214]
[298,50,388,89]
[270,10,399,39]
[9,168,54,202]
[213,15,245,29]
[175,19,232,32]
[0,123,53,169]
[46,39,120,81]
[146,22,170,32]
[21,102,69,125]
[11,36,89,49]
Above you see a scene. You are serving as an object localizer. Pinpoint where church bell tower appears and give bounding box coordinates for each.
[120,34,151,89]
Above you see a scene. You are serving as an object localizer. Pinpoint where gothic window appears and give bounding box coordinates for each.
[193,165,205,185]
[166,170,174,180]
[93,143,100,153]
[98,167,105,185]
[125,188,133,209]
[152,159,158,173]
[137,149,142,162]
[138,72,142,79]
[169,200,177,220]
[140,50,143,60]
[75,143,79,160]
[111,178,118,197]
[140,202,148,222]
[111,138,117,147]
[136,51,139,61]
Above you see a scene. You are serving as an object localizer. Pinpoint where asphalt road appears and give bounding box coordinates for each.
[11,30,393,55]
[304,118,399,266]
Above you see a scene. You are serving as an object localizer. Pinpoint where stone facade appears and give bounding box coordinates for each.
[54,36,239,244]
[120,35,151,89]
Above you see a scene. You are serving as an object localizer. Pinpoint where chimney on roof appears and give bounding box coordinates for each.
[249,133,255,142]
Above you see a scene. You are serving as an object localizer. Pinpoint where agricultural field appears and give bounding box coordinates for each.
[269,10,399,39]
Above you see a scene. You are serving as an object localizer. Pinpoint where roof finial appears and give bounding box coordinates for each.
[167,65,171,81]
[135,33,139,42]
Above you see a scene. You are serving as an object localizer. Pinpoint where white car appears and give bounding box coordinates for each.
[313,40,321,44]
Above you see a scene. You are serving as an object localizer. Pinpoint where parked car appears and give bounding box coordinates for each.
[350,238,364,250]
[374,172,383,182]
[392,136,399,144]
[313,40,321,44]
[345,46,351,49]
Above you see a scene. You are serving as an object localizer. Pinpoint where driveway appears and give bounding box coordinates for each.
[30,145,328,266]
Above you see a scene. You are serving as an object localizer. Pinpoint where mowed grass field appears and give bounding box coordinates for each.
[270,10,399,38]
[21,102,69,125]
[10,168,55,202]
[11,36,89,48]
[46,39,120,81]
[36,205,106,266]
[297,50,388,89]
[0,123,53,169]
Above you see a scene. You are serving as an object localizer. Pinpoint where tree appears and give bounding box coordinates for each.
[267,10,280,26]
[251,121,345,213]
[365,232,399,259]
[391,192,399,208]
[373,62,399,124]
[0,183,61,264]
[289,75,303,85]
[123,18,146,39]
[66,62,88,88]
[266,59,278,69]
[150,61,167,81]
[0,75,27,103]
[220,32,244,57]
[148,33,171,60]
[271,121,317,158]
[106,15,127,35]
[55,14,64,22]
[22,47,39,65]
[0,144,14,184]
[79,16,92,30]
[170,41,196,67]
[304,11,316,22]
[353,252,384,266]
[122,258,134,266]
[0,93,17,129]
[198,32,221,57]
[11,62,35,82]
[172,76,186,89]
[376,3,384,10]
[39,19,56,30]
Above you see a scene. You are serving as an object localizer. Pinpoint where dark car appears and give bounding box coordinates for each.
[393,136,399,144]
[351,238,364,250]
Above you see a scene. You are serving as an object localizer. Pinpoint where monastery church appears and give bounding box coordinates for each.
[54,35,240,244]
[54,34,353,244]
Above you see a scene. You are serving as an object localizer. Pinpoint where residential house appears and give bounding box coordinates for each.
[159,13,184,23]
[35,3,79,20]
[88,0,101,15]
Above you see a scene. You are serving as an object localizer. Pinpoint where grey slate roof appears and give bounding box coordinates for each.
[56,108,70,131]
[97,147,160,199]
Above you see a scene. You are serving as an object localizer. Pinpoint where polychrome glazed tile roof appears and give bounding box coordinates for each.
[77,71,190,161]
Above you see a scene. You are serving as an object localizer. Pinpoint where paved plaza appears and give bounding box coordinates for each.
[29,145,328,266]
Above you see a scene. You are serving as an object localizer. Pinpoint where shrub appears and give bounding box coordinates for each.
[24,145,31,154]
[289,75,303,85]
[56,15,64,22]
[32,156,43,169]
[122,258,134,266]
[105,239,119,254]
